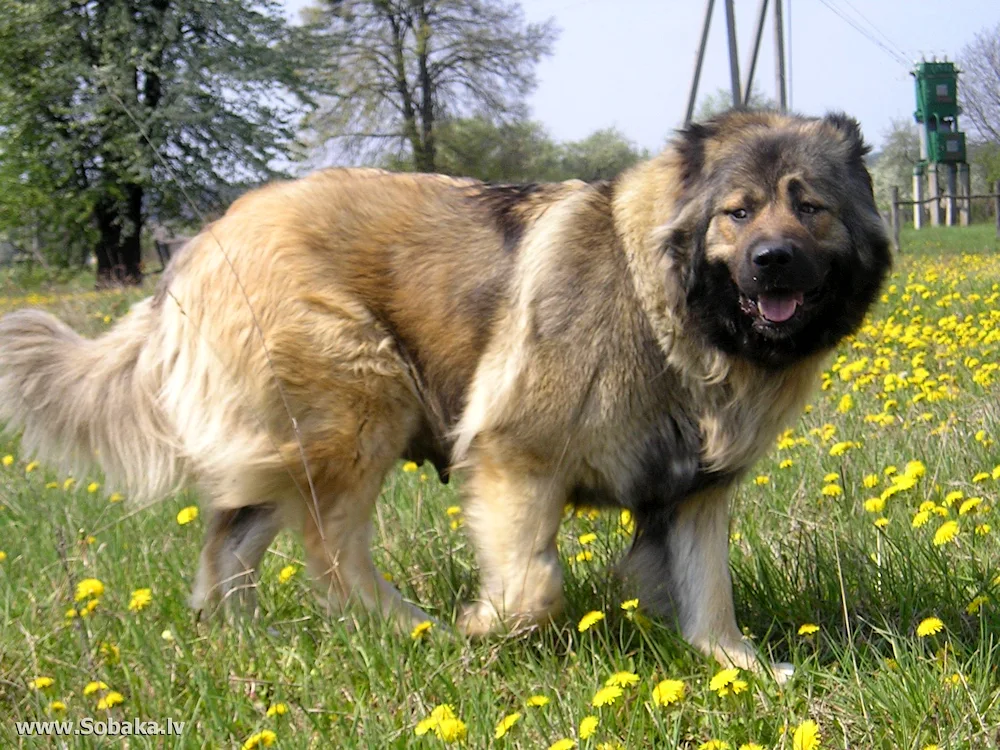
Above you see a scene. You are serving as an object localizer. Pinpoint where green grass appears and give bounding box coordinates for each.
[898,221,1000,256]
[2,238,1000,748]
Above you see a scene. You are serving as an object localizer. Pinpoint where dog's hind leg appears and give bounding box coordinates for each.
[301,466,433,631]
[190,504,283,617]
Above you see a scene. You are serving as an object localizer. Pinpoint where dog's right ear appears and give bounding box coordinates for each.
[674,115,727,190]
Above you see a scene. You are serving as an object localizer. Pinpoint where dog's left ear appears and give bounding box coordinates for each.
[823,112,870,164]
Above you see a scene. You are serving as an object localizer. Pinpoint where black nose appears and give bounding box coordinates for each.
[751,244,794,268]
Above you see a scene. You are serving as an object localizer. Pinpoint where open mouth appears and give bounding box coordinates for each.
[739,289,817,327]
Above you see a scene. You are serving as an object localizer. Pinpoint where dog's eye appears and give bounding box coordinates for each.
[727,208,749,221]
[798,202,822,215]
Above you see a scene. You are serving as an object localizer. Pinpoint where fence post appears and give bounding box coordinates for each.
[995,181,1000,241]
[890,186,901,253]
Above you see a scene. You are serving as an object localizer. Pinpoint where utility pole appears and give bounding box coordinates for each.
[685,0,788,125]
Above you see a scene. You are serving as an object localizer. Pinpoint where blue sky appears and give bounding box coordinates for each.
[281,0,1000,152]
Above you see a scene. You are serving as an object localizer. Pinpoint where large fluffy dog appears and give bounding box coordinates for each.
[0,111,890,676]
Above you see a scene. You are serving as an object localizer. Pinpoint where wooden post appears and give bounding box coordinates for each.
[743,0,769,105]
[945,163,958,226]
[959,164,971,227]
[995,181,1000,241]
[724,0,742,107]
[928,166,941,226]
[890,186,901,253]
[684,0,716,125]
[913,166,924,230]
[774,0,787,111]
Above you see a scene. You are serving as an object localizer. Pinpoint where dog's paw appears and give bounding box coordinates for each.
[456,600,502,638]
[770,661,794,684]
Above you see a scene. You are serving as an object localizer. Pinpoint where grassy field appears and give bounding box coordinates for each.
[2,227,1000,749]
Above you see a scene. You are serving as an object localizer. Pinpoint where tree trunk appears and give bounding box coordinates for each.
[94,185,143,288]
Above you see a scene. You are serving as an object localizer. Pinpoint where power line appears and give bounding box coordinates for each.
[816,0,910,69]
[838,0,910,62]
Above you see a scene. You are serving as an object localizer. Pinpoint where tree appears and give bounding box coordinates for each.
[303,0,557,171]
[560,128,649,182]
[869,118,921,213]
[693,87,776,122]
[959,23,1000,145]
[384,117,648,184]
[0,0,326,285]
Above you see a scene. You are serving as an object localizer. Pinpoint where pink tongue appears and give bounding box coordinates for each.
[757,292,804,323]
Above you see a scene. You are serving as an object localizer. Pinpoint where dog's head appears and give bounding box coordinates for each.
[661,110,891,369]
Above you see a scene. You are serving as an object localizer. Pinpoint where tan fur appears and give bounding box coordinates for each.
[0,113,884,678]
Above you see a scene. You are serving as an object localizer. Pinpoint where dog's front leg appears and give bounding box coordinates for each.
[625,483,793,682]
[456,445,567,636]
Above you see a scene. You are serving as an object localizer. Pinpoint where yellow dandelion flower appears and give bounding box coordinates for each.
[591,685,623,707]
[975,523,991,536]
[266,702,288,717]
[823,472,839,482]
[912,510,931,528]
[579,714,599,739]
[792,719,821,750]
[958,498,982,515]
[549,740,575,750]
[25,461,39,473]
[754,475,770,485]
[83,681,108,695]
[278,565,297,584]
[739,744,765,750]
[943,490,963,505]
[80,598,99,617]
[526,695,550,707]
[921,745,940,750]
[798,623,820,635]
[99,642,119,664]
[829,440,854,456]
[176,505,199,525]
[604,671,639,688]
[917,617,944,637]
[863,474,879,488]
[933,520,959,546]
[621,598,639,611]
[973,472,990,483]
[242,729,278,748]
[65,607,78,620]
[837,393,853,413]
[904,460,926,478]
[410,620,433,640]
[445,505,462,516]
[1,455,12,467]
[63,477,75,490]
[578,610,605,632]
[821,484,842,497]
[108,493,124,503]
[46,481,59,489]
[494,712,521,739]
[619,509,634,533]
[402,461,418,473]
[884,465,897,476]
[0,551,6,562]
[575,550,594,562]
[128,588,152,612]
[87,482,100,493]
[779,459,794,469]
[874,517,889,528]
[74,578,104,602]
[97,691,124,709]
[699,741,731,750]
[864,497,885,513]
[966,596,989,615]
[651,679,685,706]
[993,465,1000,480]
[709,667,740,694]
[49,701,67,712]
[579,532,597,545]
[29,677,54,690]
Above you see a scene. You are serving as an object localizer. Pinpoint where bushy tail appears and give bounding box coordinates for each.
[0,300,186,503]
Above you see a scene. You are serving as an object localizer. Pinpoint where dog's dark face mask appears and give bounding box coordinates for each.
[664,111,892,369]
